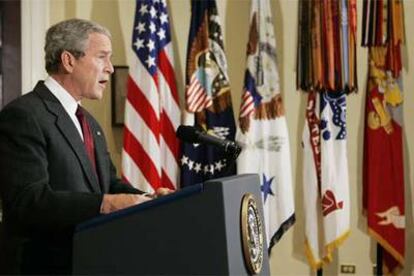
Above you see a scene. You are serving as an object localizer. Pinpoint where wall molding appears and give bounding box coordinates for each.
[21,0,49,94]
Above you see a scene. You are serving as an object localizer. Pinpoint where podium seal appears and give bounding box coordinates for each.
[240,193,264,275]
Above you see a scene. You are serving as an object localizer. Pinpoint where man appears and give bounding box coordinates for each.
[0,19,168,274]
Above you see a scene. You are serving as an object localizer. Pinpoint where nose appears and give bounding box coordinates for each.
[105,59,114,74]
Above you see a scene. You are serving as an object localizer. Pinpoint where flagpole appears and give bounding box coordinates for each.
[376,244,383,275]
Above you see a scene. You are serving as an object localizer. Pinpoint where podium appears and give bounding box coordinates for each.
[73,174,270,275]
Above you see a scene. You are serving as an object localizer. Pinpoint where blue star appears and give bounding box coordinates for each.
[261,174,275,203]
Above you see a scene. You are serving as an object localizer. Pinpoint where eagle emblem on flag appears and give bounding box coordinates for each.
[236,0,294,253]
[239,13,285,134]
[180,0,237,187]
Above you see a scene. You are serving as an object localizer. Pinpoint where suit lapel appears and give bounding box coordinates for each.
[35,83,102,193]
[89,120,109,193]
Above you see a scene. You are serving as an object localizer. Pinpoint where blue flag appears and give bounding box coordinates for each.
[180,0,236,187]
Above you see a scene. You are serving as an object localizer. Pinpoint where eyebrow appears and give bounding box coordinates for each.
[99,50,113,56]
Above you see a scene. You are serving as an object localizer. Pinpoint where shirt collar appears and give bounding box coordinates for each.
[44,76,80,116]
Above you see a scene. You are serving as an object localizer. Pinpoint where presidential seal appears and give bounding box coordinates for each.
[240,193,264,275]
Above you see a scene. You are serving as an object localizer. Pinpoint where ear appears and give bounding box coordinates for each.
[60,50,76,73]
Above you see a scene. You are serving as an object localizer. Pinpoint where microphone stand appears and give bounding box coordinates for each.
[223,145,242,176]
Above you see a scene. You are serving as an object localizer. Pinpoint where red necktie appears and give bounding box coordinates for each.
[76,106,97,174]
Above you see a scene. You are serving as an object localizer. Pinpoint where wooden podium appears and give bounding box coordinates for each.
[73,174,270,275]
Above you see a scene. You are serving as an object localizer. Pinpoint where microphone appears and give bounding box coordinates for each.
[176,125,242,157]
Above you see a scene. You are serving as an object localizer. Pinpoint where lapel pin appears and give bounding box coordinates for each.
[97,131,101,136]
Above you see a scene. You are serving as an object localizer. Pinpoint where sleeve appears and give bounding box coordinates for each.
[108,160,145,194]
[0,106,102,232]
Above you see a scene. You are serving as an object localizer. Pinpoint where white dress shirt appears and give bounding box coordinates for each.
[44,76,84,140]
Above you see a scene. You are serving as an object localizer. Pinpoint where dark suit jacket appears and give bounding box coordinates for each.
[0,82,142,274]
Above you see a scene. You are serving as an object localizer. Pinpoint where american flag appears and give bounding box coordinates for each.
[122,0,180,192]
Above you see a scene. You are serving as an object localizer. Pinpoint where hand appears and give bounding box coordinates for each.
[143,188,174,199]
[155,187,174,197]
[100,193,151,214]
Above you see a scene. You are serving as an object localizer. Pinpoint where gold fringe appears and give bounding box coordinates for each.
[368,228,404,265]
[304,230,351,270]
[323,230,351,263]
[304,239,324,270]
[383,260,403,276]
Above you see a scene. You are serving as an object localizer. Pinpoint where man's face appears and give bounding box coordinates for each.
[71,32,113,100]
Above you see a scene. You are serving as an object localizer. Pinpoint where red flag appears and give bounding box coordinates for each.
[363,47,405,273]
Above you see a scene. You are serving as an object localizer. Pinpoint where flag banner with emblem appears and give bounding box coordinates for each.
[302,90,350,269]
[236,0,294,253]
[362,1,405,272]
[180,0,237,187]
[302,91,323,269]
[319,90,350,263]
[122,0,180,192]
[363,48,405,273]
[298,0,353,269]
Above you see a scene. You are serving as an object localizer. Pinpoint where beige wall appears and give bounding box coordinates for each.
[47,0,414,274]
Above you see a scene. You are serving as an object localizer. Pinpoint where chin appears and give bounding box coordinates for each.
[92,90,104,100]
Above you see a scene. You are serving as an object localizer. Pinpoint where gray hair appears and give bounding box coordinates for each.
[44,18,111,74]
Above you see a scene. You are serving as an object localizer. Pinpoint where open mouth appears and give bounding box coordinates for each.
[99,80,108,86]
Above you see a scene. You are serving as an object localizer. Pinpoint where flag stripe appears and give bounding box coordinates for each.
[158,49,180,106]
[127,76,160,140]
[157,68,180,159]
[122,150,152,192]
[159,134,178,186]
[128,59,160,121]
[240,92,254,117]
[186,77,212,112]
[160,169,175,190]
[124,101,161,175]
[124,100,161,164]
[124,127,161,188]
[160,112,179,159]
